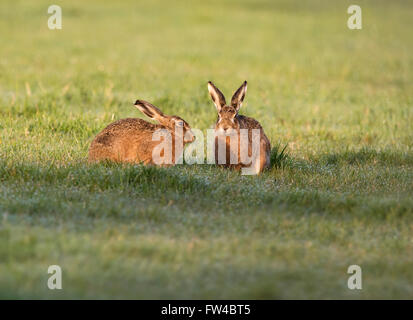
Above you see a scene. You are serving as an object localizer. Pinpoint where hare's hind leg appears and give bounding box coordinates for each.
[257,139,271,173]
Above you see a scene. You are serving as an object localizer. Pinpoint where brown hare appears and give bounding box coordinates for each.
[207,81,271,174]
[88,100,195,166]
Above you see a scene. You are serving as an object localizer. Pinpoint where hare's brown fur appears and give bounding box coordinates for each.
[89,118,162,164]
[88,101,194,165]
[209,81,271,174]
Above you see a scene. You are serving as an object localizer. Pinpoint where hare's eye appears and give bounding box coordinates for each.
[176,120,184,127]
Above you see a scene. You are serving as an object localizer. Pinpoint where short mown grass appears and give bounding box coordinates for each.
[0,0,412,299]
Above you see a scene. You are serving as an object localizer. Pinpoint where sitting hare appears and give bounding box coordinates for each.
[88,100,195,166]
[207,81,271,174]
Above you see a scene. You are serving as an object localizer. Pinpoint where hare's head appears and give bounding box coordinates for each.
[208,81,247,133]
[134,100,195,143]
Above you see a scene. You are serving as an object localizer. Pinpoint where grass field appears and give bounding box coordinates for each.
[0,0,412,299]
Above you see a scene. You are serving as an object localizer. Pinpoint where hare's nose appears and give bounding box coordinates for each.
[186,131,195,142]
[225,128,237,136]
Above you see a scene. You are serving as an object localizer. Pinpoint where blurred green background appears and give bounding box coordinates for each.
[0,0,412,299]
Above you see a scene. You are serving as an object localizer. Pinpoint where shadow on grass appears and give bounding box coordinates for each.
[312,147,413,166]
[0,150,412,221]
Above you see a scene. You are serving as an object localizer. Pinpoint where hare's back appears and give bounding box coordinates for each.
[96,118,157,140]
[89,118,162,163]
[237,115,263,130]
[237,114,271,150]
[101,118,156,133]
[91,118,160,148]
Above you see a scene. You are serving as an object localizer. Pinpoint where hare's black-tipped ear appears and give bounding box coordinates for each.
[231,81,247,112]
[134,100,167,122]
[208,81,226,112]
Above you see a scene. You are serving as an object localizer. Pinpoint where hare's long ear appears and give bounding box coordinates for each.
[208,81,226,112]
[231,81,247,112]
[134,100,167,123]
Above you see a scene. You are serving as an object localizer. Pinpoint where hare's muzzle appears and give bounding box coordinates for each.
[185,130,196,143]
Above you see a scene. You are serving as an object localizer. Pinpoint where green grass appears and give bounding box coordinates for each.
[0,0,412,299]
[270,143,290,169]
